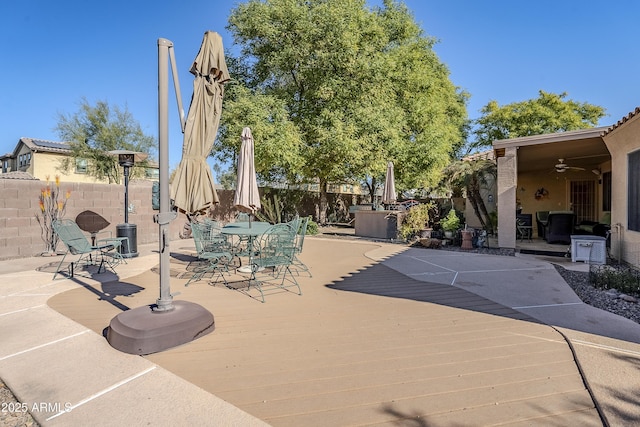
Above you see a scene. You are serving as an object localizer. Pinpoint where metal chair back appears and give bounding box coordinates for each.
[53,219,94,255]
[245,222,301,302]
[187,221,233,286]
[51,219,117,279]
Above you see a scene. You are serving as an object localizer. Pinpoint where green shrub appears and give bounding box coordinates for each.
[590,265,640,296]
[306,218,319,235]
[399,202,433,240]
[440,209,461,232]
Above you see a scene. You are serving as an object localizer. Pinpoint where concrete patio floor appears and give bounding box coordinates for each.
[1,232,640,426]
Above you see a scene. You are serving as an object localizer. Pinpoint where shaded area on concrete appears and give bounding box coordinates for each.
[328,262,539,322]
[36,261,144,312]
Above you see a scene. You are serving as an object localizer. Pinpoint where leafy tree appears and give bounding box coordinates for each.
[219,0,467,223]
[211,163,236,190]
[55,98,156,183]
[472,90,606,150]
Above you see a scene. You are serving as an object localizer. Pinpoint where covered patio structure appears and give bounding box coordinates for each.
[493,127,611,253]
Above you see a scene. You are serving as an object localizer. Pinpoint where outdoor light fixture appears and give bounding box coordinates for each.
[108,150,148,258]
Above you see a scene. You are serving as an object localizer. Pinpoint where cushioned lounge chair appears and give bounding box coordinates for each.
[536,211,549,238]
[545,212,576,244]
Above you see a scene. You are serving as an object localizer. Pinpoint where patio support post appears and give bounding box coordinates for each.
[498,146,518,249]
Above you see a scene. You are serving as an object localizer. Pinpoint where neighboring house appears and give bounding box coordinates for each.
[492,107,640,266]
[0,137,158,183]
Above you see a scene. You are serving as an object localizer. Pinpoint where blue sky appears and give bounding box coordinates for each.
[2,1,638,175]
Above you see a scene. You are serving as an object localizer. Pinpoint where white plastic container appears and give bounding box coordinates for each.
[571,235,606,264]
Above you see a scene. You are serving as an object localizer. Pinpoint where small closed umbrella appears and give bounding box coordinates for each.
[171,31,230,215]
[382,161,397,206]
[233,127,261,219]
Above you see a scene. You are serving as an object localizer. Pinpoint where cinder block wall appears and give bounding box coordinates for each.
[0,179,188,260]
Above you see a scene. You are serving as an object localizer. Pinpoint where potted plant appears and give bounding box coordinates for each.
[399,202,433,240]
[441,209,460,239]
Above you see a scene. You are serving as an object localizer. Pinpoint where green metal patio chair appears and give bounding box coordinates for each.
[243,222,301,303]
[52,219,120,279]
[186,221,234,286]
[291,215,311,277]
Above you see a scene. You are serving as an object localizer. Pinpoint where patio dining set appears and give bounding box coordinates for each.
[185,214,310,303]
[49,213,310,303]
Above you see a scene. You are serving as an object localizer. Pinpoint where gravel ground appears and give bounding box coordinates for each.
[0,380,37,427]
[554,264,640,325]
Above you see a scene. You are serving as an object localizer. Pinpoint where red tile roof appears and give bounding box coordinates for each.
[602,107,640,136]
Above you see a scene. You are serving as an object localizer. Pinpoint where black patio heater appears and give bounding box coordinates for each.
[109,150,147,258]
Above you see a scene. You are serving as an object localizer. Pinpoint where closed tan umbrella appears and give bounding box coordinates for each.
[233,127,261,216]
[382,161,397,205]
[171,31,230,214]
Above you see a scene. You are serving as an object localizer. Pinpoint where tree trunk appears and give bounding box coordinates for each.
[318,178,329,225]
[466,190,486,229]
[368,177,378,204]
[467,178,495,234]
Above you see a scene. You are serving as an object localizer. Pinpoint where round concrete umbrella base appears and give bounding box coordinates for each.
[106,301,214,355]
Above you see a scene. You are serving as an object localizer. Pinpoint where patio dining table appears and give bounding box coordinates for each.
[221,221,272,273]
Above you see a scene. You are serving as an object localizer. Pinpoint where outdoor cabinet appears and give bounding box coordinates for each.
[354,210,398,239]
[571,235,606,265]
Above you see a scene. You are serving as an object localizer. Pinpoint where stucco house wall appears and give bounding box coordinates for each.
[603,109,640,265]
[30,151,105,183]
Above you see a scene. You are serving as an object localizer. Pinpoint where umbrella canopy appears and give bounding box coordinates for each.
[382,161,397,205]
[171,31,230,214]
[233,127,261,214]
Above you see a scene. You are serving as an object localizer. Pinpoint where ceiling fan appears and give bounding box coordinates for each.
[555,158,585,173]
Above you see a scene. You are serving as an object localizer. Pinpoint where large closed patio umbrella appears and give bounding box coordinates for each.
[106,32,230,355]
[171,31,230,215]
[382,161,397,206]
[233,127,261,218]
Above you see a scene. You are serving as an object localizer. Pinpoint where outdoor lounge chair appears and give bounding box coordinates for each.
[186,221,234,286]
[244,222,301,303]
[545,211,576,244]
[52,219,121,279]
[536,211,549,238]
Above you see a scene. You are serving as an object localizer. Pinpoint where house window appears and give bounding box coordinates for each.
[2,160,7,173]
[26,153,31,165]
[602,171,612,211]
[628,151,640,231]
[75,158,88,174]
